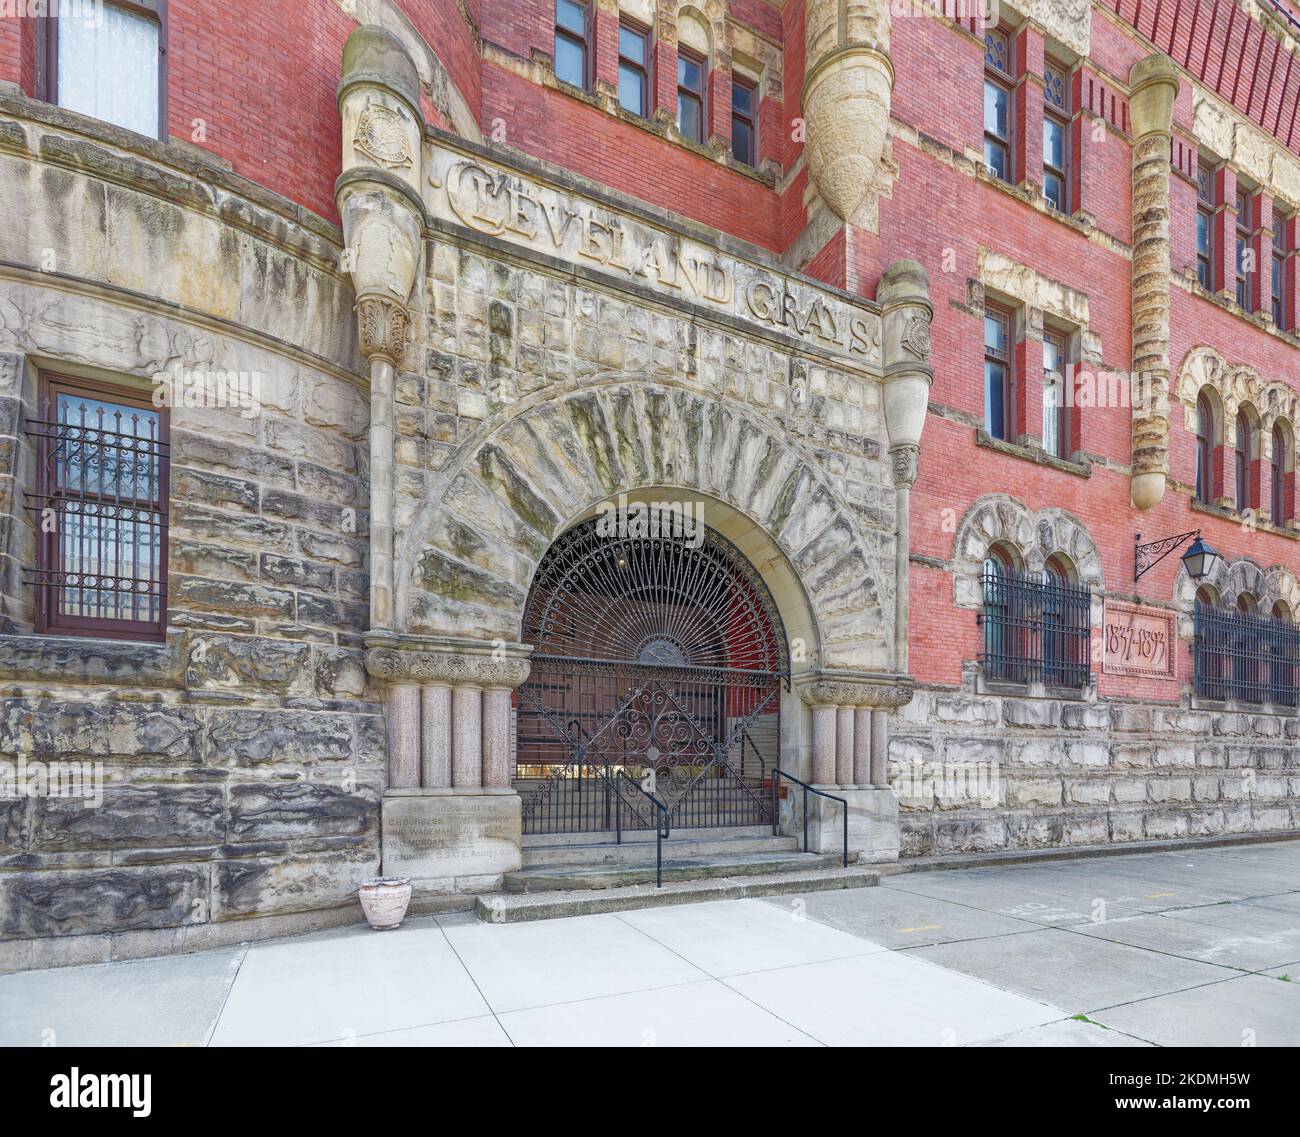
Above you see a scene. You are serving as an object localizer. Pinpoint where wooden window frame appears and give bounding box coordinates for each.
[1197,163,1216,290]
[1271,423,1290,525]
[1274,208,1291,330]
[983,27,1013,183]
[36,0,168,142]
[617,17,650,118]
[676,45,706,144]
[1042,57,1070,212]
[731,73,757,168]
[1236,189,1254,311]
[1236,408,1255,514]
[30,373,170,642]
[1196,391,1216,506]
[983,303,1014,442]
[1042,328,1069,459]
[554,0,592,93]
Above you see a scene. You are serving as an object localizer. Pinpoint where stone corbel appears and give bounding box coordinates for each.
[1128,54,1180,512]
[365,634,533,796]
[878,260,933,673]
[798,671,913,789]
[802,0,894,232]
[336,25,428,632]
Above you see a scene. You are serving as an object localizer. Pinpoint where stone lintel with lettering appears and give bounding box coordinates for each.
[423,132,884,375]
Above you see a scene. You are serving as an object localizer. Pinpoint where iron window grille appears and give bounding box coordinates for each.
[1194,604,1300,707]
[24,376,169,640]
[980,567,1092,688]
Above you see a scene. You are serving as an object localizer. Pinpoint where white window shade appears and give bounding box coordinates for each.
[58,4,160,138]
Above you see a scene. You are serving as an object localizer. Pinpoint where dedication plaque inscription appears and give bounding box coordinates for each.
[1101,601,1176,680]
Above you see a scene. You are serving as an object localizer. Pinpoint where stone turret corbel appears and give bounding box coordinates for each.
[336,25,427,629]
[878,260,933,673]
[1128,54,1180,512]
[802,0,894,232]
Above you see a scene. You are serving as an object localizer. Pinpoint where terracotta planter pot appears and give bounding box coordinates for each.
[359,876,412,930]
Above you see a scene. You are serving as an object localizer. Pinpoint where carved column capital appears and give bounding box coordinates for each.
[364,634,533,689]
[365,647,531,689]
[355,293,410,366]
[890,443,920,488]
[798,671,914,709]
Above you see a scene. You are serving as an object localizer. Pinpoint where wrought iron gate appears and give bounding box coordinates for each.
[516,516,789,834]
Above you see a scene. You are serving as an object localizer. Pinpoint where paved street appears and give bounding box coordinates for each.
[3,840,1299,1047]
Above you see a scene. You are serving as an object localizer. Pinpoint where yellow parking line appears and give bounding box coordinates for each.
[897,924,943,933]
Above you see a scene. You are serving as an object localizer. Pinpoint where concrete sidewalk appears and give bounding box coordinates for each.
[2,841,1298,1046]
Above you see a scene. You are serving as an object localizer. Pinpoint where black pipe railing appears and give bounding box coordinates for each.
[770,769,848,868]
[615,771,670,888]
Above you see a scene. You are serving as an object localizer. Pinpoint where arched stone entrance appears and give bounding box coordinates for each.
[515,513,791,834]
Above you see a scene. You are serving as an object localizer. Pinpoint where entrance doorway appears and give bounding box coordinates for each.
[515,516,790,834]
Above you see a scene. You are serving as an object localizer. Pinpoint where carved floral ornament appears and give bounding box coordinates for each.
[798,677,914,709]
[364,648,532,688]
[355,294,410,364]
[1175,346,1299,449]
[890,443,919,487]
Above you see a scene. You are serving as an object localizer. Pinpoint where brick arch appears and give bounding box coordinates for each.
[950,494,1104,615]
[399,380,893,670]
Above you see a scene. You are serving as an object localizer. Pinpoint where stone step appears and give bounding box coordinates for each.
[478,864,880,922]
[521,832,800,869]
[521,823,776,847]
[503,850,844,892]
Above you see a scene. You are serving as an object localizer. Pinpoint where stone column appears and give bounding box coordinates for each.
[336,24,427,628]
[420,683,452,789]
[870,709,890,787]
[835,706,855,786]
[481,686,514,789]
[1128,54,1180,512]
[451,685,483,788]
[879,260,933,675]
[797,672,913,862]
[810,704,837,785]
[853,706,872,785]
[387,683,421,789]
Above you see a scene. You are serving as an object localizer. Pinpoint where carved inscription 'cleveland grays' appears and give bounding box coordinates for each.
[425,141,883,370]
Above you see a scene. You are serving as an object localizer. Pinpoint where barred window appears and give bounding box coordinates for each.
[25,375,169,640]
[1195,600,1300,707]
[981,557,1091,688]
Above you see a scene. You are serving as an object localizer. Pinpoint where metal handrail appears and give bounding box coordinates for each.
[614,771,671,888]
[770,769,848,868]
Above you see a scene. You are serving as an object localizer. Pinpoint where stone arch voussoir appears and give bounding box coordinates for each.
[951,494,1105,622]
[400,382,892,670]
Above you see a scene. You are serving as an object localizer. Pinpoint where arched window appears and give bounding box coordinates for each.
[1041,554,1078,685]
[1236,408,1256,513]
[982,543,1020,682]
[1196,391,1215,504]
[1234,591,1260,698]
[1271,601,1298,708]
[1271,422,1292,525]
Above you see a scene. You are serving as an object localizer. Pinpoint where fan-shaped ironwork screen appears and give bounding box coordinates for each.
[515,517,790,834]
